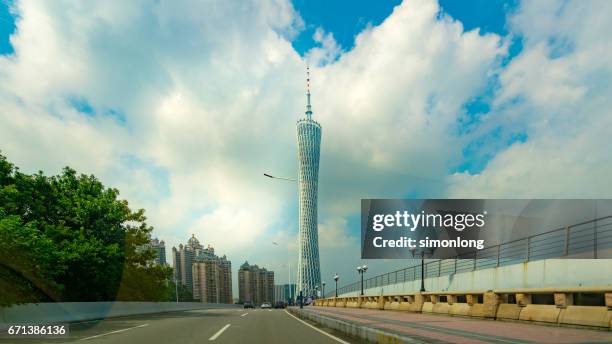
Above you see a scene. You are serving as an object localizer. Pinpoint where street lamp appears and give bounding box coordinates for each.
[357,265,368,295]
[271,241,293,303]
[263,173,297,182]
[264,173,297,303]
[322,282,326,298]
[333,274,339,297]
[410,247,432,292]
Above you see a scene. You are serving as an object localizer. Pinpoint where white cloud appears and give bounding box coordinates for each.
[306,28,342,66]
[318,217,357,249]
[0,0,507,289]
[4,0,608,293]
[312,0,505,218]
[447,0,612,198]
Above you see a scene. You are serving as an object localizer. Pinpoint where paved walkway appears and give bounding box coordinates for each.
[303,307,612,344]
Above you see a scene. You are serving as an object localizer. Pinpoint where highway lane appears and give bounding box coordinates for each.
[1,308,353,344]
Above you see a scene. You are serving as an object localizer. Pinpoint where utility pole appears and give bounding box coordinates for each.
[174,275,179,303]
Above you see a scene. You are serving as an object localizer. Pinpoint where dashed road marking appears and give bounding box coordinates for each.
[80,323,149,341]
[208,324,231,341]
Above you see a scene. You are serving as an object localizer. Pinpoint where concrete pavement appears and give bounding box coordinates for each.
[1,308,353,344]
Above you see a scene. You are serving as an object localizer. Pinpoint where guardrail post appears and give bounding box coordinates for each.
[564,226,570,256]
[466,295,474,306]
[483,291,500,318]
[594,222,598,259]
[431,294,438,305]
[526,238,530,262]
[414,293,425,312]
[517,293,531,307]
[554,293,573,308]
[378,295,385,310]
[496,245,500,267]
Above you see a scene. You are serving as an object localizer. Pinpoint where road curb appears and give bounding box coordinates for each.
[288,307,427,344]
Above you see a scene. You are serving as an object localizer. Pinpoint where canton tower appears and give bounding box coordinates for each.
[296,67,322,298]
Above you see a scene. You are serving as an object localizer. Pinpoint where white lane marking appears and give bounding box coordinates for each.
[241,312,249,317]
[208,324,231,341]
[285,310,349,344]
[268,309,272,312]
[80,323,149,341]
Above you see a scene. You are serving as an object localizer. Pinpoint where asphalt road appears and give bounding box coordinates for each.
[1,308,354,344]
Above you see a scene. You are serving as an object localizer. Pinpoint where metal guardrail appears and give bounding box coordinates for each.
[331,215,612,297]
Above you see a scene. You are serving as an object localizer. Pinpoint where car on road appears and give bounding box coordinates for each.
[273,301,286,309]
[260,302,271,309]
[243,301,254,309]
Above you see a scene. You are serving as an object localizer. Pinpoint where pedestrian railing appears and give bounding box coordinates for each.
[332,215,612,297]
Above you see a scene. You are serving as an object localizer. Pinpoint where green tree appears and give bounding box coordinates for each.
[0,153,174,305]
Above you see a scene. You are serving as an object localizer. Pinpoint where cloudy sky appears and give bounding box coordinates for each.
[1,0,611,295]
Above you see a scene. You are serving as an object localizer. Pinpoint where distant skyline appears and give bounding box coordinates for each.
[1,0,611,293]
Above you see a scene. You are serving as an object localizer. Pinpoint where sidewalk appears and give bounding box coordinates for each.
[296,306,612,344]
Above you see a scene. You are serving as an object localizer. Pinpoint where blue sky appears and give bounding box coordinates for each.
[1,0,611,294]
[0,0,16,55]
[292,0,519,52]
[1,0,521,62]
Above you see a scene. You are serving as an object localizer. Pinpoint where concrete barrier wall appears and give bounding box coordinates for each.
[0,302,238,324]
[315,287,612,330]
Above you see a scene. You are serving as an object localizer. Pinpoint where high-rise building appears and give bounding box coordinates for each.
[138,238,167,265]
[238,261,274,305]
[192,254,232,304]
[274,284,296,303]
[172,234,202,290]
[296,67,322,297]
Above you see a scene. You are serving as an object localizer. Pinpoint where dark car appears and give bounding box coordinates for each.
[273,301,286,309]
[243,301,254,309]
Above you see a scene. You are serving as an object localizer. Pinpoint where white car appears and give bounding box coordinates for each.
[260,303,272,309]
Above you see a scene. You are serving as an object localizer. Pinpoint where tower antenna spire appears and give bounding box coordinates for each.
[306,65,312,119]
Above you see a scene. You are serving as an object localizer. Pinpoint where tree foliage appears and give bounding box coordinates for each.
[0,153,174,306]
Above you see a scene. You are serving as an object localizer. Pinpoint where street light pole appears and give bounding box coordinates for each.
[265,174,297,303]
[420,251,425,292]
[174,275,179,303]
[272,240,294,304]
[334,274,339,297]
[357,265,368,296]
[322,282,326,298]
[360,271,363,295]
[410,248,427,292]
